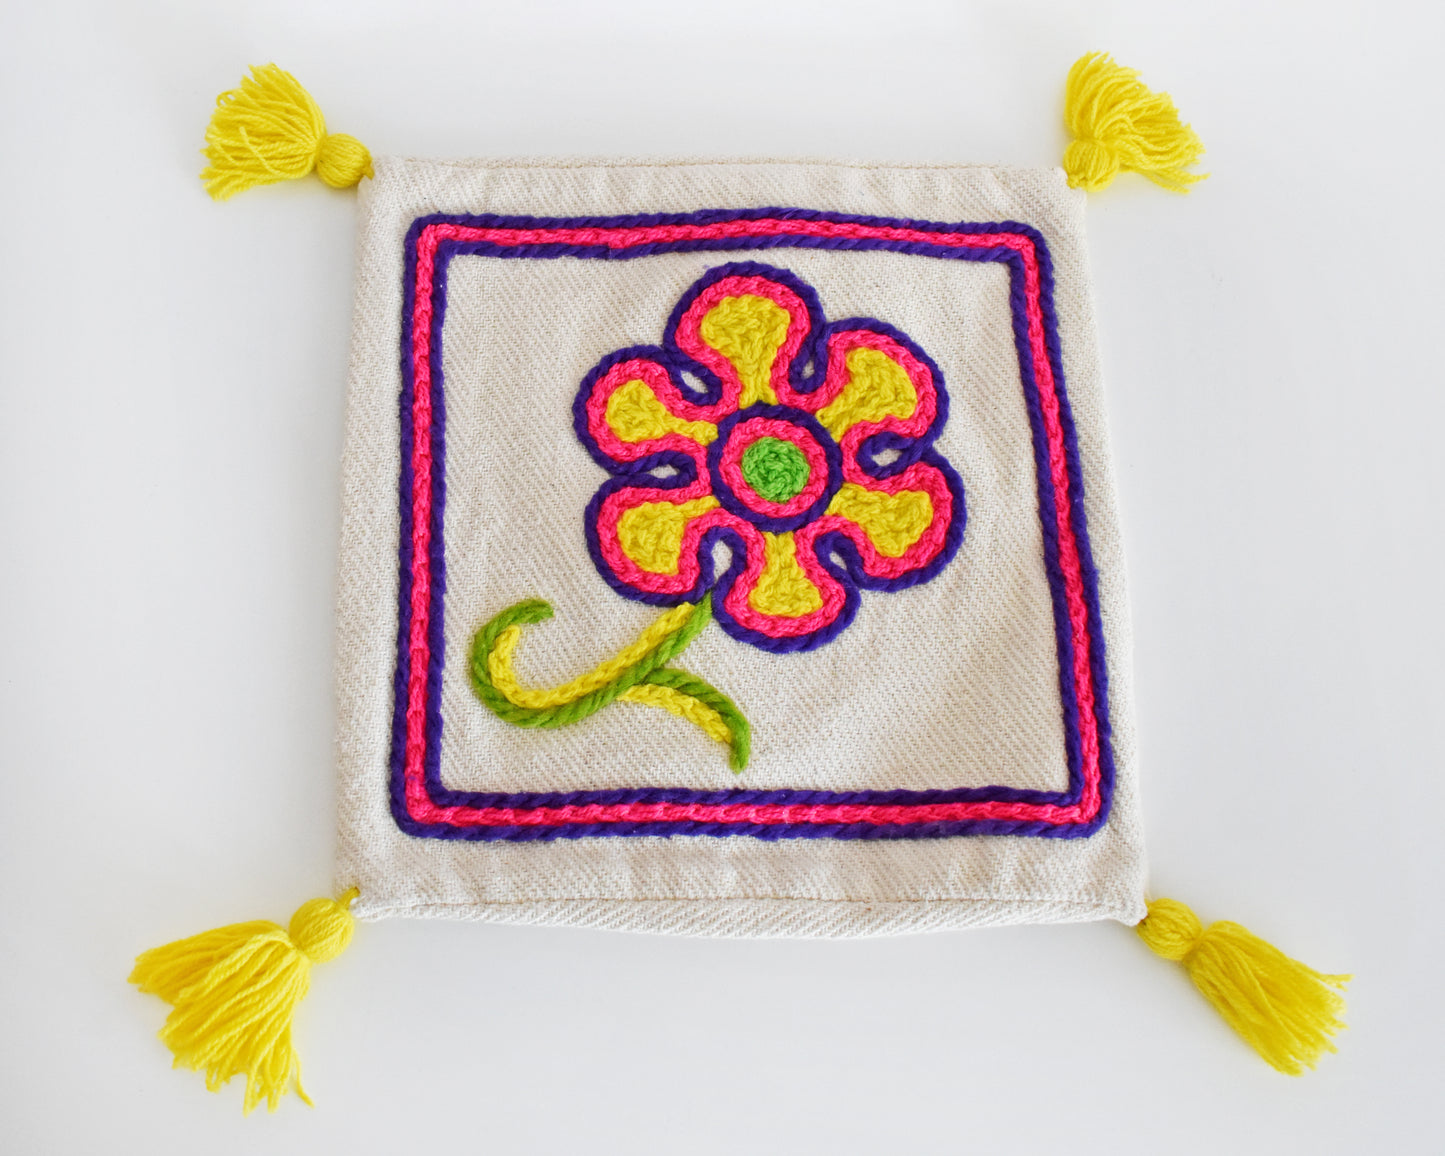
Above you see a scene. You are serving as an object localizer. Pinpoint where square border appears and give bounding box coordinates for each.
[389,208,1116,841]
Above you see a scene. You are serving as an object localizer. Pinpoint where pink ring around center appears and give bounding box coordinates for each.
[717,417,831,518]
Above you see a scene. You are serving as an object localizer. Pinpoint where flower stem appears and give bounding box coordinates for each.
[469,595,750,771]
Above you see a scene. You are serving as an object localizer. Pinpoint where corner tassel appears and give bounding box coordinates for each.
[129,889,359,1112]
[201,64,373,201]
[1137,898,1349,1075]
[1063,52,1206,193]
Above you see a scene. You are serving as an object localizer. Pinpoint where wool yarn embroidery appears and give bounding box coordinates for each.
[396,209,1115,841]
[470,595,752,771]
[576,262,966,652]
[128,62,1355,1116]
[470,262,965,771]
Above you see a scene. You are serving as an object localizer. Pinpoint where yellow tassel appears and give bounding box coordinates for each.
[129,889,359,1112]
[200,64,373,200]
[1137,898,1350,1075]
[1063,52,1206,193]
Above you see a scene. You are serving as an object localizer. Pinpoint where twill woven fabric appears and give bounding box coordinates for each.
[334,158,1146,936]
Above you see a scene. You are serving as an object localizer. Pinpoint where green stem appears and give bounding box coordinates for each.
[468,594,750,770]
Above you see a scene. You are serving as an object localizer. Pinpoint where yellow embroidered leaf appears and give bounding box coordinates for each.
[487,602,699,709]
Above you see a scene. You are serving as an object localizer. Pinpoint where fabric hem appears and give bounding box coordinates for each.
[378,155,1071,178]
[347,893,1146,938]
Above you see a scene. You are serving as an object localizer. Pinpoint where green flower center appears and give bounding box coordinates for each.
[740,437,810,504]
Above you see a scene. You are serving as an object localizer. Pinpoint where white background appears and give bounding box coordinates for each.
[1,1,1440,1151]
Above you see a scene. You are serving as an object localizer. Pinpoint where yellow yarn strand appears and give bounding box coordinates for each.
[1137,898,1350,1075]
[619,682,733,744]
[488,602,698,710]
[129,889,359,1112]
[1063,52,1206,193]
[201,64,373,200]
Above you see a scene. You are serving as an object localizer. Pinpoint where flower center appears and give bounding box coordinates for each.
[740,437,810,503]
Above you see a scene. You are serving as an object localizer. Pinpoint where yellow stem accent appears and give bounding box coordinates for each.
[1063,52,1206,193]
[1137,898,1350,1075]
[201,64,373,200]
[488,602,697,709]
[619,682,732,743]
[129,889,359,1112]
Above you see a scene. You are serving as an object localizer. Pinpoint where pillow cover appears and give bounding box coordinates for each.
[128,57,1348,1114]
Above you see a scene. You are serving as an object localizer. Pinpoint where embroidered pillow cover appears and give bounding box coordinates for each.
[334,160,1146,936]
[129,62,1350,1114]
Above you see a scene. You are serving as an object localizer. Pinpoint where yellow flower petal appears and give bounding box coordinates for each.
[606,379,717,445]
[699,294,791,407]
[749,531,824,617]
[616,497,719,574]
[816,346,917,441]
[826,484,933,557]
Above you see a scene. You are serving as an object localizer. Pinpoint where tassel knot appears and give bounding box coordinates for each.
[315,132,373,191]
[1137,897,1350,1076]
[1062,138,1121,195]
[288,895,357,963]
[1134,895,1204,961]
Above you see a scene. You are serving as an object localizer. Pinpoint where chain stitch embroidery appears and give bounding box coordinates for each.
[470,595,750,771]
[391,208,1116,841]
[470,263,965,770]
[576,262,966,653]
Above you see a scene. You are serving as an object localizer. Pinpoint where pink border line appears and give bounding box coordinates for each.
[403,218,1101,829]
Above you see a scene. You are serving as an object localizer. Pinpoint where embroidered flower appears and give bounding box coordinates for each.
[574,263,966,652]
